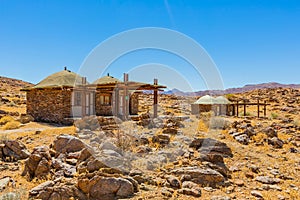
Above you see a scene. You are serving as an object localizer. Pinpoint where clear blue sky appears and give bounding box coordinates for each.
[0,0,300,91]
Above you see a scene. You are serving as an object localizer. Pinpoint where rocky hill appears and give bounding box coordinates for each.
[0,76,33,95]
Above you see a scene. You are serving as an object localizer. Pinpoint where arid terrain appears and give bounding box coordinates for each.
[0,76,299,200]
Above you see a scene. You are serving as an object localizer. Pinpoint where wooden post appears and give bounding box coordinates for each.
[244,103,246,117]
[153,78,158,118]
[257,99,260,118]
[82,91,86,117]
[232,104,235,116]
[236,101,239,117]
[264,100,267,117]
[114,88,119,116]
[123,73,129,120]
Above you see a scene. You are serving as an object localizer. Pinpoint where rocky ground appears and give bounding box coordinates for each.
[0,80,299,200]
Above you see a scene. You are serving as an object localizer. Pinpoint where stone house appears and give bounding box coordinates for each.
[22,68,165,124]
[191,95,232,116]
[22,68,95,124]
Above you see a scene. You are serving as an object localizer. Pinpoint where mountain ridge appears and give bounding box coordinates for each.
[164,82,300,96]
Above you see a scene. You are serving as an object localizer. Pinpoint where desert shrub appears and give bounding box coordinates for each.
[270,112,279,119]
[0,116,14,125]
[239,112,251,117]
[3,121,20,130]
[225,93,237,101]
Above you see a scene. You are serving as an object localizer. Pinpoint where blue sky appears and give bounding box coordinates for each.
[0,0,300,91]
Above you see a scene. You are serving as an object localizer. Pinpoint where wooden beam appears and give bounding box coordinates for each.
[257,99,260,118]
[264,100,267,117]
[236,101,239,117]
[153,78,158,118]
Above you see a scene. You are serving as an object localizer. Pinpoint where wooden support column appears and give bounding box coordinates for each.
[264,100,267,117]
[232,104,235,116]
[153,78,158,118]
[114,88,119,116]
[81,77,87,117]
[244,103,246,117]
[236,101,239,117]
[257,99,260,118]
[123,73,129,120]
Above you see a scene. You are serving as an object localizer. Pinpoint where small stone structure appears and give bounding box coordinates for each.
[191,95,232,116]
[22,68,166,124]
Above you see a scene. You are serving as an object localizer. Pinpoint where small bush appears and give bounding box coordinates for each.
[3,121,20,130]
[270,112,279,119]
[0,116,14,125]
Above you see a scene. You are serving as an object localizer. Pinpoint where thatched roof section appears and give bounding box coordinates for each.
[92,75,121,85]
[194,95,215,104]
[23,69,85,90]
[215,96,231,104]
[193,95,231,105]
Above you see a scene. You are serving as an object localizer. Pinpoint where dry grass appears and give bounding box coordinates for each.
[0,116,15,125]
[3,120,21,130]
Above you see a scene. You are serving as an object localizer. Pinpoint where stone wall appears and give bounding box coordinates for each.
[26,89,72,124]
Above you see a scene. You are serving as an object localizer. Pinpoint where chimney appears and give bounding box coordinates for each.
[82,77,87,85]
[107,73,110,76]
[154,78,158,85]
[123,73,129,83]
[64,66,67,71]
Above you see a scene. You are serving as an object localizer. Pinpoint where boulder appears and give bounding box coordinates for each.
[1,140,30,161]
[18,114,34,124]
[255,176,281,184]
[152,134,170,145]
[22,146,52,179]
[234,134,249,145]
[88,176,134,199]
[171,167,225,187]
[178,181,201,197]
[29,180,87,200]
[267,137,284,148]
[53,134,86,154]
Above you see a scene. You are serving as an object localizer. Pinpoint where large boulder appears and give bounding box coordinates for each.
[29,180,87,200]
[171,167,225,187]
[53,134,86,154]
[77,174,135,199]
[22,146,52,179]
[189,138,233,158]
[0,140,30,161]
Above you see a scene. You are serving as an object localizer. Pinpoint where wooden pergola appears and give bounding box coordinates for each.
[229,99,270,118]
[88,73,166,119]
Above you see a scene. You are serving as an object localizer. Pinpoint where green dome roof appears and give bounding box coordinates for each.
[92,75,121,85]
[33,69,85,89]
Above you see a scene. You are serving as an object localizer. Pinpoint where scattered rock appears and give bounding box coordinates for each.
[171,167,225,187]
[251,190,264,199]
[255,176,281,184]
[0,140,30,161]
[22,146,52,179]
[53,134,86,154]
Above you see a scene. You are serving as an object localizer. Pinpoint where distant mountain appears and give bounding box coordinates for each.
[163,82,300,96]
[163,88,189,96]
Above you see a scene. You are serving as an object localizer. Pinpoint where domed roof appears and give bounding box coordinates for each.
[214,96,231,104]
[194,95,215,104]
[33,68,85,89]
[194,95,231,104]
[92,75,121,85]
